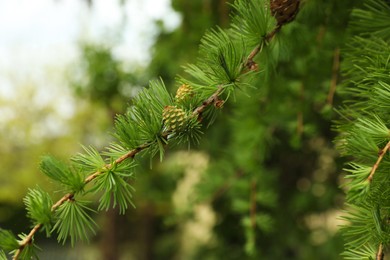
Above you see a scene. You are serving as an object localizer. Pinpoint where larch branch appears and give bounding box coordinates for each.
[376,243,384,260]
[367,140,390,183]
[327,47,340,105]
[12,224,42,260]
[13,23,283,259]
[250,180,257,229]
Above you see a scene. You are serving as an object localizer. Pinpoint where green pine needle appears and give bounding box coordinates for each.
[52,199,97,246]
[341,244,376,260]
[90,162,136,214]
[0,229,19,252]
[340,204,376,248]
[335,0,390,257]
[169,115,203,148]
[40,156,85,193]
[184,27,247,89]
[350,0,390,40]
[231,0,276,47]
[371,81,390,110]
[23,187,53,237]
[114,79,172,160]
[201,28,246,83]
[355,115,390,144]
[14,233,40,260]
[103,143,129,159]
[72,145,106,173]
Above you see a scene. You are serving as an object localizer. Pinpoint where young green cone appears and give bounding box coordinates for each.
[175,84,194,103]
[162,105,188,132]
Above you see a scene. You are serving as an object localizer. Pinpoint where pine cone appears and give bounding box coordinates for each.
[175,84,194,103]
[162,106,187,132]
[270,0,300,26]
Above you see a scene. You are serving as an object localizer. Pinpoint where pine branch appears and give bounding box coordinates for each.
[12,39,276,259]
[327,47,340,105]
[13,145,151,259]
[7,0,303,258]
[245,26,281,71]
[12,225,41,260]
[83,143,152,184]
[376,243,384,260]
[192,85,224,116]
[336,1,390,258]
[250,180,257,229]
[367,140,390,183]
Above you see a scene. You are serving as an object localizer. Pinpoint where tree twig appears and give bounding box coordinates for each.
[192,85,224,116]
[265,25,281,42]
[245,26,280,71]
[376,243,384,260]
[250,180,257,228]
[84,143,152,184]
[12,224,42,260]
[327,47,340,105]
[367,140,390,183]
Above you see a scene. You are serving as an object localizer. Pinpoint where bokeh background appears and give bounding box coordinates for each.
[0,0,357,259]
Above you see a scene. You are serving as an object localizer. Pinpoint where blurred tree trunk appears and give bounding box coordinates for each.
[100,208,119,260]
[139,203,156,260]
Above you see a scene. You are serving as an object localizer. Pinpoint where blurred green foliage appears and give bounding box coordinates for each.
[70,42,143,114]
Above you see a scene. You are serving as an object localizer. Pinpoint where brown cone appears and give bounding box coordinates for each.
[270,0,300,26]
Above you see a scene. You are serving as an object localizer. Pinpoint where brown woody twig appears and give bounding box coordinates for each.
[327,47,340,105]
[250,180,257,228]
[367,140,390,183]
[376,243,384,260]
[245,26,281,71]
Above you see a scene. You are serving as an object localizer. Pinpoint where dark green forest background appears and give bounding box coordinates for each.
[0,0,377,259]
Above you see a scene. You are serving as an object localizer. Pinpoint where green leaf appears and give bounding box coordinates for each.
[90,162,136,214]
[103,143,129,159]
[52,199,97,246]
[371,81,390,109]
[0,251,7,260]
[0,229,19,252]
[72,145,106,174]
[340,204,378,251]
[256,213,274,234]
[341,244,376,260]
[170,119,203,148]
[241,216,256,256]
[336,2,390,256]
[114,79,172,160]
[182,64,219,91]
[342,36,390,84]
[23,186,53,237]
[40,156,85,193]
[350,0,390,40]
[201,28,246,82]
[355,115,390,144]
[184,28,248,90]
[231,0,276,47]
[342,130,379,163]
